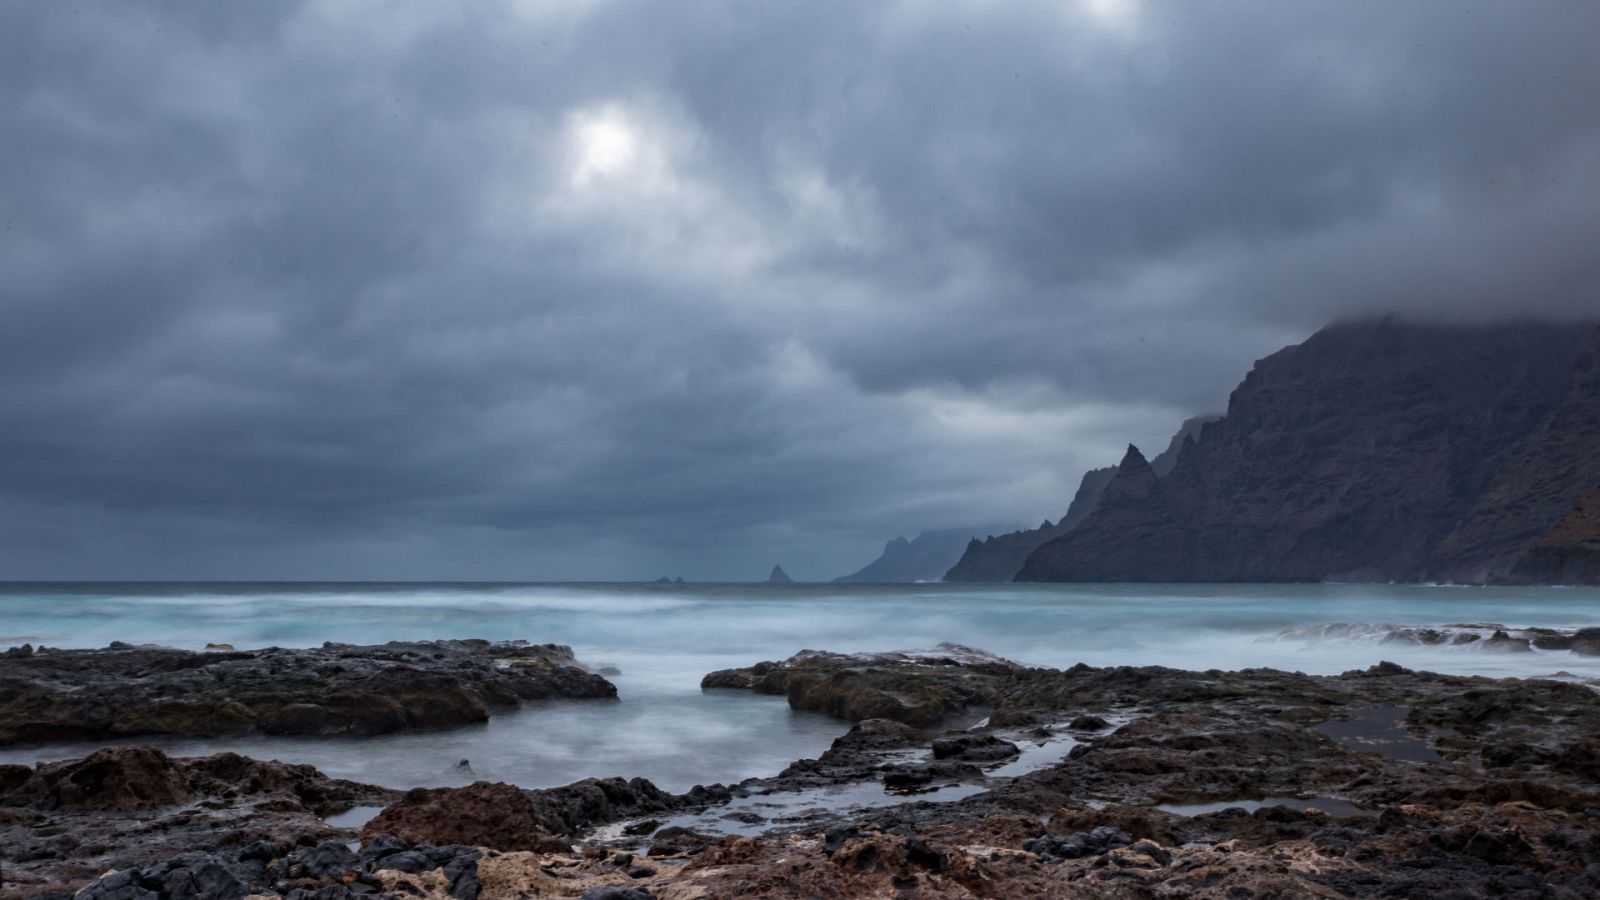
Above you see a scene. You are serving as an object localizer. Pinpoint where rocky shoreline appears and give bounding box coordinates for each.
[0,640,617,746]
[7,639,1600,897]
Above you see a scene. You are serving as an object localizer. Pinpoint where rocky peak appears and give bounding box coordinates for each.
[1099,445,1160,506]
[766,565,794,584]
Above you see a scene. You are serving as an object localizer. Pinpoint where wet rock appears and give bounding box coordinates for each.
[647,825,712,856]
[701,645,1023,726]
[1483,630,1533,652]
[286,840,359,879]
[620,818,661,836]
[579,887,654,900]
[74,869,159,900]
[881,761,981,792]
[0,746,394,893]
[1573,628,1600,656]
[528,776,706,835]
[931,733,1020,762]
[1025,826,1134,860]
[822,824,862,855]
[1068,714,1110,731]
[0,639,616,746]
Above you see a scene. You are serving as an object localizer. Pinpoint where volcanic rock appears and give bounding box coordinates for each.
[702,645,1025,727]
[0,639,616,746]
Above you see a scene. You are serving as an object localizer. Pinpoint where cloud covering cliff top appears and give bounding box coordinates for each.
[3,0,1598,579]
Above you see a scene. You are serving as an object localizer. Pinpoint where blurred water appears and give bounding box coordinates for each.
[2,581,1598,790]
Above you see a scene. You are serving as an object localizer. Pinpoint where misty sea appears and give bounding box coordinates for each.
[3,581,1598,792]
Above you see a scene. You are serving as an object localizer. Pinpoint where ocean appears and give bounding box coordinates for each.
[3,581,1598,792]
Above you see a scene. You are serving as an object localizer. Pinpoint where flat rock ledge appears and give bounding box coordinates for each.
[701,643,1027,726]
[0,639,617,746]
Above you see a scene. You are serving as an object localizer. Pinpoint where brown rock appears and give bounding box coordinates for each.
[5,746,194,811]
[361,781,574,853]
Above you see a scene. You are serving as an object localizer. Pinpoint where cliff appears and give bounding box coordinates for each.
[1508,489,1600,584]
[833,528,998,583]
[1425,327,1600,581]
[943,415,1218,582]
[1018,319,1598,583]
[1015,445,1194,581]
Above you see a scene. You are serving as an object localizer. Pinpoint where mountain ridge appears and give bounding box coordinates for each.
[1017,319,1600,584]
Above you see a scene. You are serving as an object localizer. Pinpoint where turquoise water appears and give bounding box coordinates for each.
[2,581,1598,790]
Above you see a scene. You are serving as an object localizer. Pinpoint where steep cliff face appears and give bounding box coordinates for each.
[833,528,994,583]
[942,415,1219,582]
[1426,328,1600,581]
[1018,319,1595,583]
[941,520,1074,583]
[1015,446,1193,582]
[1509,490,1600,584]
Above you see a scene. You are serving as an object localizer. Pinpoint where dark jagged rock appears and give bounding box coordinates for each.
[0,747,395,895]
[945,415,1216,582]
[931,733,1020,762]
[0,639,616,746]
[1018,319,1598,583]
[764,565,794,584]
[1017,445,1194,582]
[833,528,1001,584]
[360,774,729,855]
[1508,489,1600,584]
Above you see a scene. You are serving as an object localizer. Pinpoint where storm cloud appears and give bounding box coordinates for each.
[3,0,1598,579]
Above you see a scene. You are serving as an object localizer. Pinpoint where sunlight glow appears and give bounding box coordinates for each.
[569,106,640,186]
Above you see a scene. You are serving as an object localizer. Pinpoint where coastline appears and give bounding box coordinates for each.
[7,638,1600,897]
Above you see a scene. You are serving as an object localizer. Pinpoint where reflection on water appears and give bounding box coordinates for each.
[1315,706,1444,765]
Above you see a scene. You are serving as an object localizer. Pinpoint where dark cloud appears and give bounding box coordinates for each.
[2,0,1597,580]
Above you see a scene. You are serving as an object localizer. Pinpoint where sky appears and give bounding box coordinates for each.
[2,0,1599,581]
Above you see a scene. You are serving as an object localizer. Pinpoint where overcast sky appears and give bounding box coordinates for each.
[2,1,1598,581]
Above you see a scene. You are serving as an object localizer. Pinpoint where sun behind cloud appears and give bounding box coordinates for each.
[568,105,641,187]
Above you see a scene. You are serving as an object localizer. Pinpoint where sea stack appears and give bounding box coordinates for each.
[766,565,794,584]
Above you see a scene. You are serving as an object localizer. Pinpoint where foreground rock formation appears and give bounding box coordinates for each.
[25,640,1600,898]
[1017,319,1600,584]
[0,640,616,746]
[0,745,397,895]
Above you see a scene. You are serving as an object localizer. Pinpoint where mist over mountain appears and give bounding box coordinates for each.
[833,528,1007,584]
